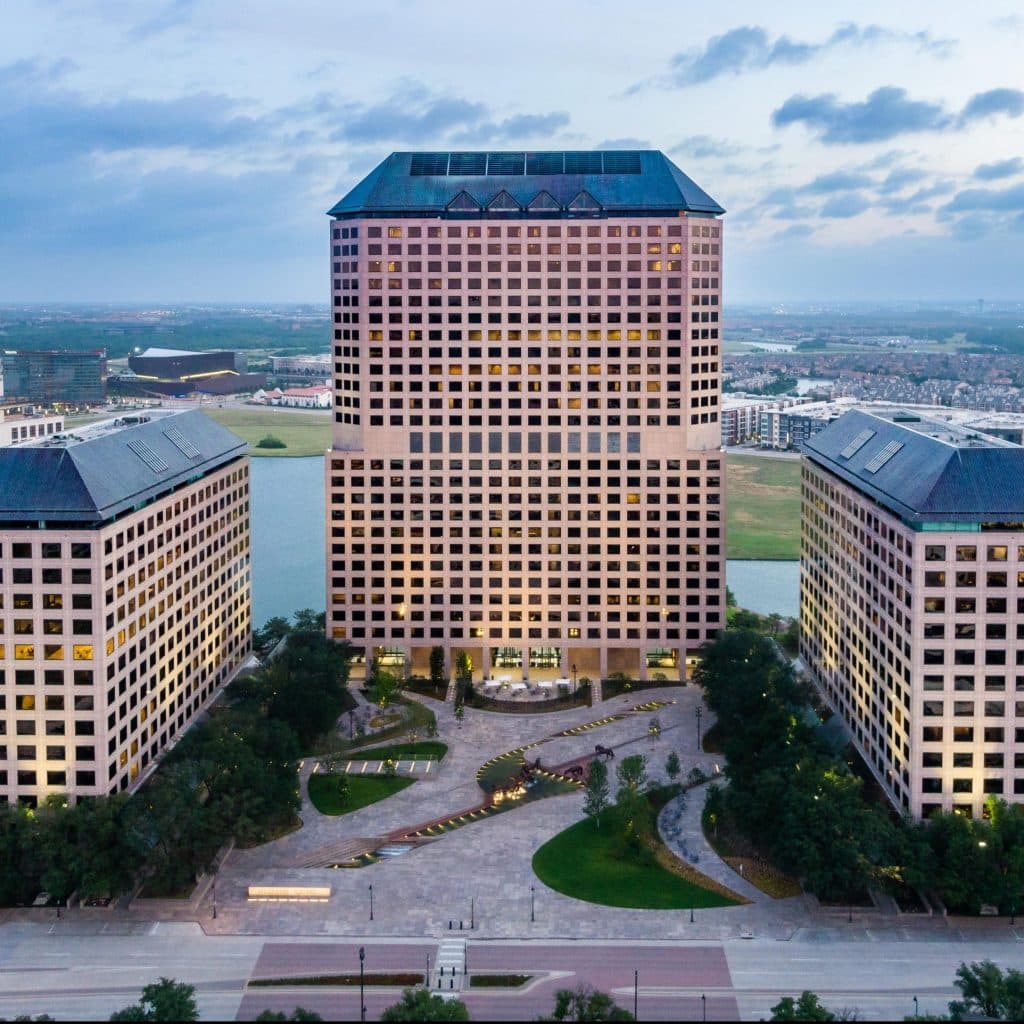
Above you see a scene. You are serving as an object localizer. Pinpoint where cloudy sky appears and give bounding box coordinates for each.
[2,0,1023,303]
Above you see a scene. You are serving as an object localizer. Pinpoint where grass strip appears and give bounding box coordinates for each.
[308,774,414,816]
[251,973,424,987]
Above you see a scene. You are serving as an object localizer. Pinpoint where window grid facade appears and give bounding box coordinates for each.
[327,190,725,681]
[801,453,1024,820]
[1,444,251,805]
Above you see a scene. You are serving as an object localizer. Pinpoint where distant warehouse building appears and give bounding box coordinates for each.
[0,410,251,806]
[1,349,107,406]
[109,347,266,398]
[801,408,1024,819]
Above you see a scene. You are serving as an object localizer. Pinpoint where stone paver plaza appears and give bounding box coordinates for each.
[2,684,1022,1022]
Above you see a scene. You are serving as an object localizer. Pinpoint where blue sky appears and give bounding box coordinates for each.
[2,0,1022,303]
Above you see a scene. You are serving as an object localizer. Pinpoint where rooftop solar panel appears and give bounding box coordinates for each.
[487,152,525,175]
[164,426,202,460]
[601,151,642,174]
[564,152,604,174]
[864,440,904,474]
[409,153,449,176]
[448,152,487,175]
[839,429,876,459]
[526,152,564,175]
[127,438,169,473]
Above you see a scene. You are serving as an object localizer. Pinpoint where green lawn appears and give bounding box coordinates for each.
[344,741,448,762]
[532,817,739,909]
[307,773,414,815]
[726,453,801,560]
[200,406,330,457]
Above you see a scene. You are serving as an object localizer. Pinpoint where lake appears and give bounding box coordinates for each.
[249,456,801,627]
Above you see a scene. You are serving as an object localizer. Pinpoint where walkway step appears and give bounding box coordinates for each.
[294,837,385,868]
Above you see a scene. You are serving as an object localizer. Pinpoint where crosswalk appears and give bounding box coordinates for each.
[431,937,466,997]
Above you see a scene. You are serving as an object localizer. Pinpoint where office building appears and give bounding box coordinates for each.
[1,349,107,406]
[111,347,266,398]
[801,408,1024,818]
[325,150,726,683]
[0,410,251,806]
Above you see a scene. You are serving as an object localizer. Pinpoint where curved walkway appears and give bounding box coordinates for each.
[658,787,765,905]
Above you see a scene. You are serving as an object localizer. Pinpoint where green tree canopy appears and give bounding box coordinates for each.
[583,760,610,829]
[540,986,634,1021]
[109,978,199,1022]
[379,988,469,1021]
[769,991,835,1021]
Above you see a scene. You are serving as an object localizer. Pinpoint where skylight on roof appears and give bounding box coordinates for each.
[864,441,904,474]
[163,426,201,460]
[408,151,644,177]
[127,438,169,473]
[839,429,876,459]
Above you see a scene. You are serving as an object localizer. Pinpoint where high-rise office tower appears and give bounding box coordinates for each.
[0,410,251,805]
[802,408,1024,819]
[326,151,725,685]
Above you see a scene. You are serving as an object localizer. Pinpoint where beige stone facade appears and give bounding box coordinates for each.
[0,412,251,805]
[801,410,1024,819]
[326,194,726,683]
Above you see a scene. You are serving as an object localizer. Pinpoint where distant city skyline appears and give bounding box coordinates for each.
[2,0,1023,303]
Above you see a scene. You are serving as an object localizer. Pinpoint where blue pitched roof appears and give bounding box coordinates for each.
[803,409,1024,523]
[327,151,725,218]
[0,411,247,523]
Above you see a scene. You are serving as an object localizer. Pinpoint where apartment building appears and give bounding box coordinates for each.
[0,410,251,805]
[801,408,1024,818]
[325,150,726,683]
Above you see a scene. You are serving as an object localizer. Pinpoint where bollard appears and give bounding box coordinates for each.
[459,920,463,930]
[450,978,454,989]
[448,920,452,930]
[438,979,441,989]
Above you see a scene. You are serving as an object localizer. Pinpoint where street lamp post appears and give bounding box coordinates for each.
[530,885,535,923]
[695,704,704,751]
[913,995,919,1017]
[212,877,217,920]
[634,969,638,1020]
[701,992,706,1022]
[349,710,356,739]
[368,883,374,921]
[359,946,366,1023]
[572,663,578,704]
[470,896,475,930]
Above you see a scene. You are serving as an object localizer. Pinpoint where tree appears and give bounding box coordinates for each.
[292,608,324,633]
[949,960,1024,1021]
[583,760,611,829]
[429,646,446,691]
[616,755,648,798]
[109,979,198,1022]
[540,986,634,1021]
[380,988,468,1021]
[371,669,401,711]
[254,616,291,649]
[665,751,681,783]
[454,650,473,704]
[769,991,835,1021]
